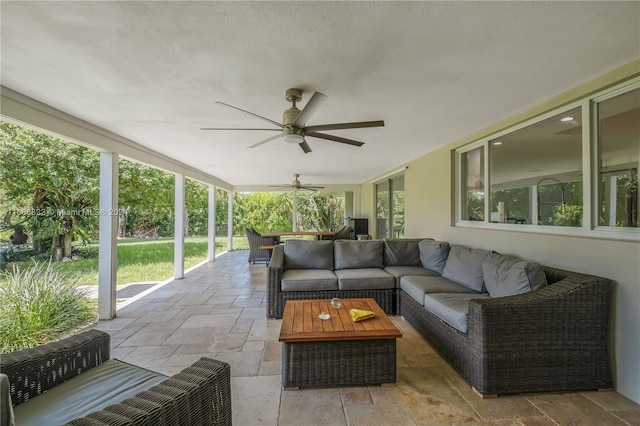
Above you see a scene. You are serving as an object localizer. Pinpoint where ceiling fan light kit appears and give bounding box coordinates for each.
[283,133,304,144]
[203,88,384,153]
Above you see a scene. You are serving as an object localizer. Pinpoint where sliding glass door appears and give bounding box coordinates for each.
[375,174,404,239]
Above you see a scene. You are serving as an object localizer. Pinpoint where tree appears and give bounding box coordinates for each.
[231,191,345,235]
[118,159,174,237]
[1,122,100,258]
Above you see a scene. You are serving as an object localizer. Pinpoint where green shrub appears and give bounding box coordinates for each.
[0,261,97,353]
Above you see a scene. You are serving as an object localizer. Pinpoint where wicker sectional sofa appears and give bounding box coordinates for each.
[266,238,614,396]
[267,238,433,319]
[0,330,232,425]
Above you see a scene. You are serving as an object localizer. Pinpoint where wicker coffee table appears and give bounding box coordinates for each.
[279,298,402,388]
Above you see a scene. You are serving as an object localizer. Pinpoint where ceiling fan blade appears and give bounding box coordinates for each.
[248,133,283,148]
[299,140,312,153]
[305,132,365,147]
[200,127,281,131]
[216,102,284,129]
[291,91,327,128]
[304,120,385,133]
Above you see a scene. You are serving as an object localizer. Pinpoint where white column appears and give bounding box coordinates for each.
[174,174,185,279]
[98,152,118,320]
[208,185,216,262]
[227,190,233,251]
[292,189,298,231]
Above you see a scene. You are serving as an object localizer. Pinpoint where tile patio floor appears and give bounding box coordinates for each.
[95,250,640,426]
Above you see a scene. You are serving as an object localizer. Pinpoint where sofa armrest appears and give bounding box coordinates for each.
[267,244,285,318]
[468,268,613,390]
[65,357,232,426]
[1,329,110,407]
[469,267,612,329]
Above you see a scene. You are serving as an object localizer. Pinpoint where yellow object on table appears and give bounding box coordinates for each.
[349,309,376,322]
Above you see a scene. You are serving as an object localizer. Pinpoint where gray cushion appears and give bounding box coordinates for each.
[441,245,492,292]
[281,269,338,291]
[284,240,334,270]
[424,293,491,333]
[334,268,395,290]
[384,266,439,287]
[1,373,14,426]
[12,359,167,426]
[482,253,548,298]
[334,240,383,269]
[418,240,451,274]
[383,238,428,266]
[400,275,479,305]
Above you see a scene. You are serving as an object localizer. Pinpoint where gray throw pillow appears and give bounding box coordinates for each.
[482,253,547,298]
[334,240,384,269]
[284,240,334,270]
[441,245,491,292]
[383,238,427,266]
[418,240,450,274]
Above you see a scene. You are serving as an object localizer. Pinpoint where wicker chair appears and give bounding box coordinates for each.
[321,225,352,240]
[246,227,276,264]
[1,330,232,425]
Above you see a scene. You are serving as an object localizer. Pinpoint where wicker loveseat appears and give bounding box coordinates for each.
[266,237,613,397]
[0,330,232,425]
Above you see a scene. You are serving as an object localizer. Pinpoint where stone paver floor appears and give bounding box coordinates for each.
[95,250,640,425]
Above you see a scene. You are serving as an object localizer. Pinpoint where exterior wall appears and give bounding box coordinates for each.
[366,61,640,403]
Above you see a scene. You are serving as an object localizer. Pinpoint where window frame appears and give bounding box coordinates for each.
[454,77,639,242]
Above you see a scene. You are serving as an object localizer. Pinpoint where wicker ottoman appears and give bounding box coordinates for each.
[279,298,402,388]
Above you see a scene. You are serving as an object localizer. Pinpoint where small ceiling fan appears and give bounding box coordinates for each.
[269,174,324,192]
[201,88,384,153]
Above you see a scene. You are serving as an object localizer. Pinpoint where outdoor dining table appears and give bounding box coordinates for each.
[261,231,336,244]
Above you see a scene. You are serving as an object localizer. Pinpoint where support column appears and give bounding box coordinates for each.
[292,189,298,231]
[98,152,118,320]
[175,174,185,279]
[208,185,216,262]
[227,190,233,251]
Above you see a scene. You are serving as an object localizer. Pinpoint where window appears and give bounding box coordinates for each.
[489,107,583,227]
[454,78,639,240]
[375,174,405,239]
[461,147,485,221]
[596,88,639,228]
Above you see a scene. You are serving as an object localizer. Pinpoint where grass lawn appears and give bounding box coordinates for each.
[43,236,250,286]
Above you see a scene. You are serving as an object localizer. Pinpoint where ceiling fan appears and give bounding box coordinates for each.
[201,88,384,153]
[269,174,324,192]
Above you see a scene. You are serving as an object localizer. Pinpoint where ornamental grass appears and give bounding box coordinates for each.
[0,260,97,353]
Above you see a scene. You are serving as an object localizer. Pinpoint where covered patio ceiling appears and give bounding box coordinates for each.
[1,1,638,188]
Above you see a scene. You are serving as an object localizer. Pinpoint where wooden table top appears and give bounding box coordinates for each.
[279,298,402,343]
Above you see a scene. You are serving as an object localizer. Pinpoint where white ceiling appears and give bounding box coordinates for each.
[1,1,638,188]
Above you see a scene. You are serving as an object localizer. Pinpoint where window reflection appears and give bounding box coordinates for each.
[597,88,639,228]
[489,107,583,227]
[461,147,484,221]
